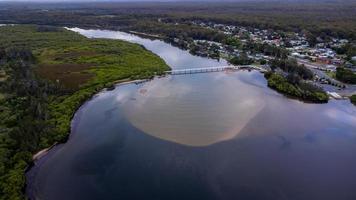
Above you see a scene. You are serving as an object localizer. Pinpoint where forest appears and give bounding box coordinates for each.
[0,25,168,200]
[265,72,328,103]
[0,0,355,41]
[265,58,328,103]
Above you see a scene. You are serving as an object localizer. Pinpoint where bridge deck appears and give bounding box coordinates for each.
[165,65,267,75]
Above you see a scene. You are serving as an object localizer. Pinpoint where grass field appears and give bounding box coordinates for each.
[325,71,336,79]
[0,25,168,90]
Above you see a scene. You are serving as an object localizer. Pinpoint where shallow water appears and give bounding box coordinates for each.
[27,29,356,200]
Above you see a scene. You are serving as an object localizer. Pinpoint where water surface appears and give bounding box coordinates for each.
[27,28,356,200]
[69,28,229,69]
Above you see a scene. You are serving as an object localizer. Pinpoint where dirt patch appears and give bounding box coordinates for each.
[35,63,95,90]
[51,51,99,61]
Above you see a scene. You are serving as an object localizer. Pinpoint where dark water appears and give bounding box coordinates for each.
[27,29,356,200]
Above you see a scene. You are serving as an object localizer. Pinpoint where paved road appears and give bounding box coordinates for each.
[295,58,356,96]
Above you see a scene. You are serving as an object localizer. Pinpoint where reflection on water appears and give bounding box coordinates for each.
[68,28,229,69]
[124,72,266,146]
[28,29,356,200]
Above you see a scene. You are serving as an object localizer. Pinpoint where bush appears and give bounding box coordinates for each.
[336,67,356,84]
[229,52,253,65]
[270,58,313,80]
[351,95,356,105]
[266,73,328,103]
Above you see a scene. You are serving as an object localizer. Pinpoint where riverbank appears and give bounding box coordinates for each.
[129,31,165,39]
[265,72,329,103]
[31,77,148,159]
[24,28,356,200]
[0,25,169,200]
[25,77,153,200]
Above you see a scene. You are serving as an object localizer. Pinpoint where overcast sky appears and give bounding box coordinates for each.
[0,0,338,2]
[0,0,258,2]
[1,0,235,1]
[3,0,153,1]
[0,0,223,1]
[0,0,234,1]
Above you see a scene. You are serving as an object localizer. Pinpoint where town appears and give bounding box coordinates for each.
[158,19,356,99]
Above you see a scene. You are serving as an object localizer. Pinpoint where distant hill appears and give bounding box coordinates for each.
[1,0,355,2]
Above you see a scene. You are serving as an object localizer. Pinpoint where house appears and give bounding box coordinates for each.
[325,65,337,71]
[332,58,343,66]
[316,56,332,64]
[291,52,306,59]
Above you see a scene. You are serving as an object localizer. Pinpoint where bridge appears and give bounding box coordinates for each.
[165,65,268,75]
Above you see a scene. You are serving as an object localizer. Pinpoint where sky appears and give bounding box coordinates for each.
[0,0,224,1]
[0,0,266,2]
[1,0,241,1]
[0,0,342,2]
[2,0,234,1]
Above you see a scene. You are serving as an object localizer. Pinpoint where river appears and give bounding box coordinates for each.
[27,28,356,200]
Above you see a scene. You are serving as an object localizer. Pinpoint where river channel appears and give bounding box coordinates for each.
[27,28,356,200]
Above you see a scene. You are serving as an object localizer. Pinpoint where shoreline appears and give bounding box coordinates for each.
[25,78,151,200]
[30,78,149,160]
[32,144,57,161]
[26,24,171,165]
[128,31,164,39]
[23,26,353,199]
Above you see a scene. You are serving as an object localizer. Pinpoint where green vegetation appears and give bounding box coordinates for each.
[229,52,253,65]
[351,95,356,105]
[333,43,356,61]
[265,72,328,103]
[242,41,288,59]
[326,71,336,79]
[266,58,328,103]
[224,37,241,48]
[336,67,356,84]
[0,1,355,40]
[270,58,313,80]
[0,1,351,63]
[0,25,168,200]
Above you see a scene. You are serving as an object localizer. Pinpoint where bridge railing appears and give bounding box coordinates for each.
[165,65,267,75]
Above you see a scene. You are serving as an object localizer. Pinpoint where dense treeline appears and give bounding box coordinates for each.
[0,1,355,41]
[127,19,290,61]
[163,1,356,41]
[0,48,59,199]
[229,52,253,65]
[0,25,168,200]
[336,67,356,84]
[133,21,226,43]
[270,58,314,80]
[243,41,288,59]
[333,44,356,61]
[0,2,354,66]
[265,58,328,103]
[265,72,328,103]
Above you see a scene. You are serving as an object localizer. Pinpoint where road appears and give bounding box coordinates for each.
[295,58,356,97]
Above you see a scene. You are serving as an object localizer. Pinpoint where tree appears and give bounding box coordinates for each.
[229,52,253,65]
